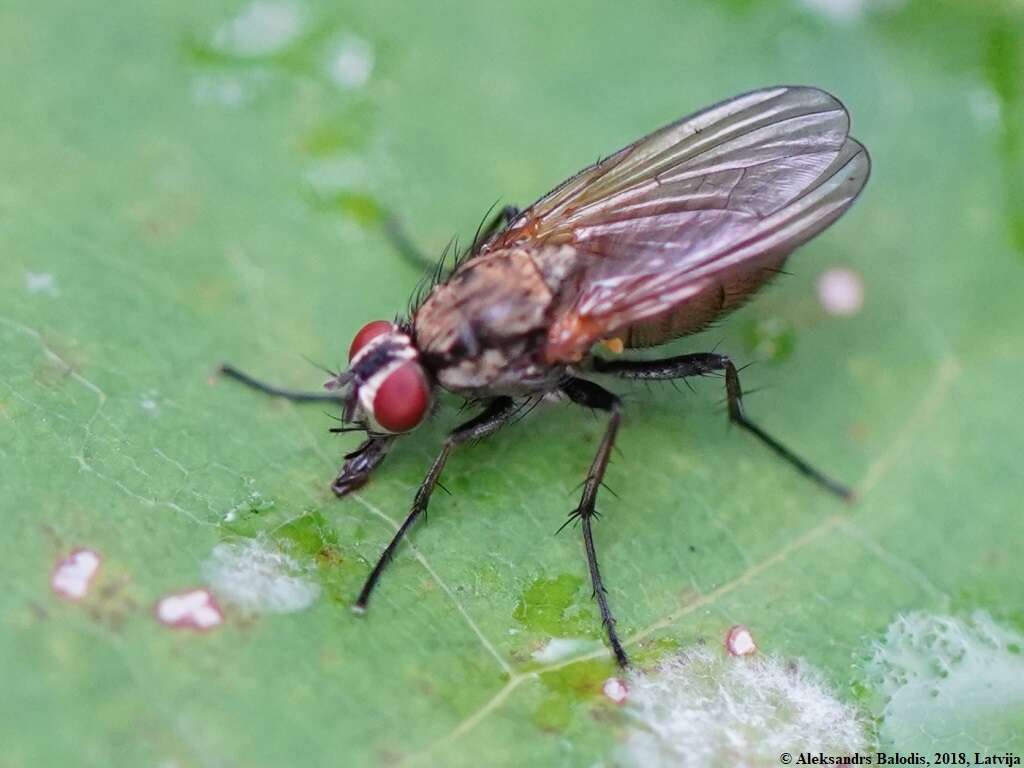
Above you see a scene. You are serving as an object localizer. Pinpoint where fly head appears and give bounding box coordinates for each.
[325,321,432,434]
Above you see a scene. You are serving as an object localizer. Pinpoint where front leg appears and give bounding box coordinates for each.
[593,352,853,499]
[353,397,518,612]
[332,436,396,496]
[560,377,630,669]
[215,363,391,496]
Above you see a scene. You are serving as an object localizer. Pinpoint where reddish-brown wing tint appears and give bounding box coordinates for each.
[483,86,870,362]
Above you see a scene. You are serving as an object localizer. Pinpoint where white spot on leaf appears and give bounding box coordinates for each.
[192,74,252,109]
[817,267,865,316]
[968,86,1001,126]
[202,535,320,615]
[531,637,599,664]
[24,272,59,297]
[51,549,101,600]
[303,155,373,196]
[619,647,865,767]
[222,490,273,524]
[326,34,374,90]
[799,0,903,23]
[212,1,306,58]
[156,589,223,630]
[139,390,160,415]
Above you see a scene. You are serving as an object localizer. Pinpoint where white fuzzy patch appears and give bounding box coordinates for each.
[156,589,223,630]
[24,271,59,297]
[531,637,599,664]
[51,549,101,600]
[213,0,305,57]
[619,647,865,767]
[862,612,1024,747]
[326,34,374,90]
[817,267,865,316]
[202,536,320,614]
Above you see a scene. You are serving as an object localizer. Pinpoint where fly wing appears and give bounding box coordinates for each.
[483,86,870,361]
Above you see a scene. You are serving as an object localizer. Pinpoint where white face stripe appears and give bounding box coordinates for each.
[357,358,408,433]
[351,331,425,434]
[349,328,416,367]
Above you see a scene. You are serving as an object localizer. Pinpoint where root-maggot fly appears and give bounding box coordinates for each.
[221,86,870,668]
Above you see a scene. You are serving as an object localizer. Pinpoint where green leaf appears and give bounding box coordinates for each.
[2,0,1022,765]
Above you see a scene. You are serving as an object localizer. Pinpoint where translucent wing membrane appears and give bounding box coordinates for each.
[483,86,871,361]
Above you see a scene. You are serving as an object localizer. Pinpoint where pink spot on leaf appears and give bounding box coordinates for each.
[725,624,758,656]
[603,676,630,704]
[51,548,101,601]
[156,588,223,631]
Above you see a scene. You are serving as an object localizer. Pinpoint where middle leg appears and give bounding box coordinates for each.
[353,396,518,612]
[560,377,630,669]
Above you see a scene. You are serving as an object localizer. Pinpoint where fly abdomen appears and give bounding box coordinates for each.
[618,254,789,348]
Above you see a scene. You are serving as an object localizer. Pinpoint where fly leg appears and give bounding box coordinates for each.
[560,377,630,669]
[593,353,854,500]
[332,436,396,497]
[218,364,397,495]
[353,396,518,612]
[385,204,520,272]
[219,363,345,403]
[383,214,435,271]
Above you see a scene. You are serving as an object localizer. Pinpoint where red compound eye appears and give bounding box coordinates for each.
[348,320,393,361]
[373,362,430,433]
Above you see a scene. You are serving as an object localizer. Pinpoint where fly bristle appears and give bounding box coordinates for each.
[511,395,543,425]
[471,200,500,253]
[449,234,475,272]
[301,354,338,378]
[405,200,517,317]
[407,235,463,315]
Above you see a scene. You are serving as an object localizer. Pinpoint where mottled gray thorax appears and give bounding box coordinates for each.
[413,245,578,396]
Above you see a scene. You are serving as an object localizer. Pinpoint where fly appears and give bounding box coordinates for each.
[220,85,871,668]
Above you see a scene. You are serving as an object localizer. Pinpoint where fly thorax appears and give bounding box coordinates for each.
[415,248,569,356]
[413,248,568,393]
[530,244,579,289]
